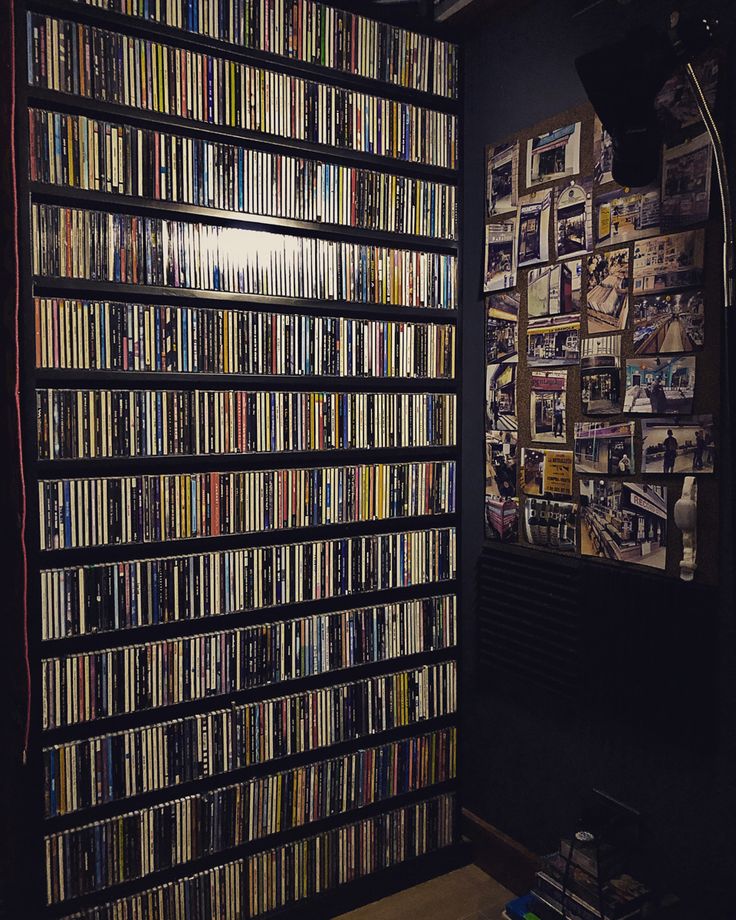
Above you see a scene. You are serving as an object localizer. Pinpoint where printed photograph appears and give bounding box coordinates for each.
[641,416,715,474]
[574,421,635,475]
[527,316,580,367]
[593,118,614,184]
[524,497,578,553]
[580,479,668,570]
[487,291,520,321]
[527,260,582,320]
[661,133,712,231]
[594,185,661,245]
[527,261,582,366]
[521,447,574,498]
[486,141,520,217]
[632,230,705,294]
[484,220,517,292]
[580,334,622,416]
[485,495,519,543]
[555,180,593,258]
[486,431,518,497]
[487,314,519,364]
[586,247,630,333]
[517,191,552,267]
[530,370,568,443]
[486,362,517,432]
[485,431,519,542]
[526,122,581,188]
[632,290,704,355]
[656,56,719,135]
[623,356,696,414]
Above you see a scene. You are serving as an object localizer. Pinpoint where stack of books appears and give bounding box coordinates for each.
[530,834,652,920]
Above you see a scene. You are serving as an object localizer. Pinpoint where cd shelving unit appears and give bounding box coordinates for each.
[11,0,462,916]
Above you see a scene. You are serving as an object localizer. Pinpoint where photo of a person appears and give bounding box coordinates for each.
[623,356,695,414]
[530,370,567,443]
[553,394,565,438]
[693,430,706,470]
[640,416,715,474]
[662,429,678,474]
[617,453,631,474]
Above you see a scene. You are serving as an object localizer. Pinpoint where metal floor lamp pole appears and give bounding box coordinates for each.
[670,10,735,588]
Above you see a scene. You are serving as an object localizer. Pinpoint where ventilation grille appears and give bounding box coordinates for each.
[477,544,582,702]
[476,543,717,744]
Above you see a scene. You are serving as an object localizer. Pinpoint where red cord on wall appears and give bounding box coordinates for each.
[9,0,32,766]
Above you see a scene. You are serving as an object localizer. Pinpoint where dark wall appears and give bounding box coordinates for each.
[459,0,736,907]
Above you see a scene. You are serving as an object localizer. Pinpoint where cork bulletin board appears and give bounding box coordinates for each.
[482,87,721,584]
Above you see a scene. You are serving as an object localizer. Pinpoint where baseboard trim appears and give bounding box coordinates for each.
[461,808,538,896]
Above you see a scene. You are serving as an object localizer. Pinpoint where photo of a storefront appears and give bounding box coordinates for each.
[486,237,514,284]
[580,479,668,570]
[528,262,578,319]
[580,335,621,415]
[574,422,635,475]
[527,122,581,187]
[623,356,695,413]
[530,371,567,442]
[556,182,591,256]
[487,141,519,217]
[487,315,519,363]
[527,318,580,366]
[518,208,542,264]
[487,291,520,321]
[486,363,517,431]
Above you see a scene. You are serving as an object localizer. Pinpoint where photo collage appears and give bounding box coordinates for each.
[483,68,718,572]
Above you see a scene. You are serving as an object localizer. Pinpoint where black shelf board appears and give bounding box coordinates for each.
[42,782,460,917]
[42,715,459,833]
[34,447,460,478]
[30,184,459,254]
[33,369,459,392]
[27,0,460,116]
[41,581,459,656]
[26,88,459,183]
[32,276,459,322]
[37,512,459,568]
[41,644,458,745]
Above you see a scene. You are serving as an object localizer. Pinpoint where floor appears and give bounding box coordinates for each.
[334,865,513,920]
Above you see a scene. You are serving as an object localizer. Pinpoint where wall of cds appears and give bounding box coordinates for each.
[482,57,720,580]
[13,0,461,916]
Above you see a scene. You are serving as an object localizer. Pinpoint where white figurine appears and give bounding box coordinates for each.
[674,476,697,581]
